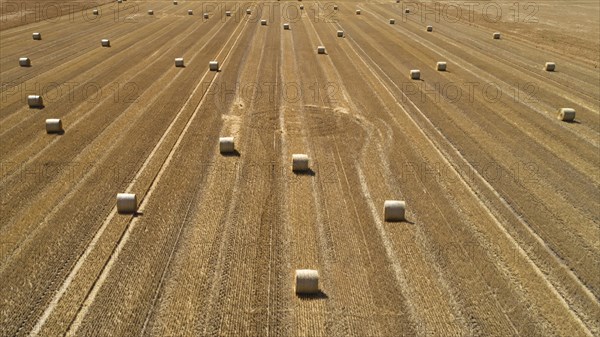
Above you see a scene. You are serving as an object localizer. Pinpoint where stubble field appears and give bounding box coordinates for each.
[1,1,599,336]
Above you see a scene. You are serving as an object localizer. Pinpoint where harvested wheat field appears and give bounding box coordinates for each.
[1,0,599,336]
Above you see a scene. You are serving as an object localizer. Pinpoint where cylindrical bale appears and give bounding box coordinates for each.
[173,1,177,4]
[45,119,63,133]
[557,108,575,122]
[356,9,361,15]
[404,9,410,13]
[246,9,251,14]
[396,0,400,3]
[300,5,304,9]
[410,69,420,80]
[117,193,137,214]
[93,9,99,15]
[175,58,184,67]
[32,32,42,40]
[203,13,209,18]
[19,57,31,67]
[209,61,219,71]
[219,137,235,153]
[28,95,43,108]
[337,30,344,37]
[493,32,501,39]
[101,39,110,47]
[384,200,406,221]
[436,61,446,71]
[317,46,326,54]
[389,19,395,24]
[225,11,231,16]
[292,154,309,172]
[544,62,556,71]
[333,5,338,10]
[148,9,153,15]
[426,25,433,32]
[261,19,267,25]
[295,269,319,294]
[188,9,193,15]
[117,0,122,3]
[283,23,290,30]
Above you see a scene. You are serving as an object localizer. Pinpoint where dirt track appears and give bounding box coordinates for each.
[1,1,598,336]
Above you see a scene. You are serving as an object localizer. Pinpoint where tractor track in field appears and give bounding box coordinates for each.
[63,11,250,336]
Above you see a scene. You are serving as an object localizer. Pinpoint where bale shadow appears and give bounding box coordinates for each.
[386,219,415,225]
[564,119,581,124]
[293,168,315,176]
[48,130,65,135]
[221,149,241,157]
[30,105,45,109]
[297,290,328,301]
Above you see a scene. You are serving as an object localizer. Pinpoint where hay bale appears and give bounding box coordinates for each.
[300,5,304,9]
[175,58,184,67]
[426,25,433,32]
[148,9,153,15]
[32,32,41,40]
[295,269,319,294]
[117,193,137,214]
[404,9,410,13]
[283,23,290,30]
[384,200,405,221]
[188,9,193,15]
[45,119,63,133]
[337,30,344,37]
[101,39,110,47]
[209,61,219,71]
[27,95,43,108]
[356,9,361,15]
[493,32,501,39]
[544,62,556,71]
[389,19,395,24]
[292,154,309,172]
[246,9,251,14]
[333,5,338,10]
[219,137,235,153]
[396,0,400,2]
[436,61,446,71]
[93,9,99,15]
[261,19,267,25]
[557,108,575,122]
[19,57,31,67]
[117,0,122,3]
[317,46,326,54]
[203,13,209,18]
[410,69,420,80]
[225,10,231,16]
[173,1,177,4]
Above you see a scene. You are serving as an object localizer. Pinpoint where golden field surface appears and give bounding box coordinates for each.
[0,1,599,336]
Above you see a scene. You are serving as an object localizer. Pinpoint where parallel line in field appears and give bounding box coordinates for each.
[29,13,247,336]
[331,9,593,335]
